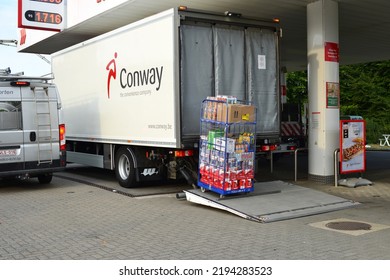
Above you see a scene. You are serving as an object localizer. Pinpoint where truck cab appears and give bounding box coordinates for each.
[0,71,66,183]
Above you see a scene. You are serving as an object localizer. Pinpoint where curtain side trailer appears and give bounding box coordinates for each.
[52,8,281,188]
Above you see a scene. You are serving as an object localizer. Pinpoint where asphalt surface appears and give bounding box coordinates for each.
[0,151,389,260]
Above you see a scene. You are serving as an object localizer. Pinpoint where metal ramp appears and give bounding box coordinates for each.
[184,181,360,223]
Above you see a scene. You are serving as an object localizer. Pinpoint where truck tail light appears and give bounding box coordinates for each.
[259,144,278,152]
[269,144,278,151]
[261,145,270,152]
[174,149,194,157]
[59,124,66,151]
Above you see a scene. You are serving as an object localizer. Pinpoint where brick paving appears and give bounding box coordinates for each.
[0,152,390,260]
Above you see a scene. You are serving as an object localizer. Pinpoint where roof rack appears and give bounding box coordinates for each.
[0,68,53,82]
[0,67,14,75]
[0,75,53,82]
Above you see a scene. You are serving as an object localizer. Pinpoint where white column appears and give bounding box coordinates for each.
[307,0,340,183]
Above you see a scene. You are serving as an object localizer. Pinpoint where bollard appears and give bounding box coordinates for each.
[294,148,308,181]
[334,148,340,187]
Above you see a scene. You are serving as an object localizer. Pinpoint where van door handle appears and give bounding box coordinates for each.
[30,132,36,142]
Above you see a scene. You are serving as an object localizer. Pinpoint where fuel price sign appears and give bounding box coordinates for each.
[18,0,66,31]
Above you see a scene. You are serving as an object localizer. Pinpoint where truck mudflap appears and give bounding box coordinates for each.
[135,166,165,182]
[182,181,359,223]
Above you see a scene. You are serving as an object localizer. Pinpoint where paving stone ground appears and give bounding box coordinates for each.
[0,151,389,260]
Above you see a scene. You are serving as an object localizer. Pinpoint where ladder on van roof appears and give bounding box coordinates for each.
[33,86,53,165]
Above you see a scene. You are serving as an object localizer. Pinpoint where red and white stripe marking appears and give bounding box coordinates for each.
[281,122,302,137]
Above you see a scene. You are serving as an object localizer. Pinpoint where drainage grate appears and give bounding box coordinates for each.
[325,221,372,231]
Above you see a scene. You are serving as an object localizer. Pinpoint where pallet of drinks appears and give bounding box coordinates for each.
[198,96,256,196]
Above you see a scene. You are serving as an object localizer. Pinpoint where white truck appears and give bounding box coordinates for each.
[51,8,281,188]
[0,69,66,183]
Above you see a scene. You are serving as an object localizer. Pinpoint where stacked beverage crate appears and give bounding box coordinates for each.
[198,96,257,196]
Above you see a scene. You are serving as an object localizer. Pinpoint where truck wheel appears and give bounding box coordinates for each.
[38,173,53,184]
[115,147,136,188]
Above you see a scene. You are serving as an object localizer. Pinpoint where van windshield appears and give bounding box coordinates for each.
[0,101,22,130]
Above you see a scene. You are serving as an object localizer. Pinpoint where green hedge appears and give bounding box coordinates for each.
[365,118,390,144]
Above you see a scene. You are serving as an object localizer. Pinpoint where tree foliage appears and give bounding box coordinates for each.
[285,70,308,104]
[286,60,390,143]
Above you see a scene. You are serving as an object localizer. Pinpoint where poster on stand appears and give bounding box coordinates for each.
[340,120,366,174]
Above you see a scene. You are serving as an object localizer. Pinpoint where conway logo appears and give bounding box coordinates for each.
[106,52,118,99]
[105,52,164,99]
[120,66,164,91]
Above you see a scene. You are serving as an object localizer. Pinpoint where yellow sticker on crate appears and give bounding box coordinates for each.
[240,105,255,122]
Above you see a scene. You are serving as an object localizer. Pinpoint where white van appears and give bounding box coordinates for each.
[0,72,66,183]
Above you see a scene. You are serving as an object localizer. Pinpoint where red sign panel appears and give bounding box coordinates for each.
[340,120,366,174]
[325,42,339,62]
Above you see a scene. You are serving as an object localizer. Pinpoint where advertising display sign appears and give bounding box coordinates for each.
[18,0,66,31]
[340,120,366,174]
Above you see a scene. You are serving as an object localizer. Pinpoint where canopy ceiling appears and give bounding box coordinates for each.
[19,0,390,71]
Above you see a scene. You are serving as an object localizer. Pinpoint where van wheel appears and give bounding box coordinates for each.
[115,147,136,188]
[38,174,53,184]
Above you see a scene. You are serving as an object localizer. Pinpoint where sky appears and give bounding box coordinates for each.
[0,0,51,76]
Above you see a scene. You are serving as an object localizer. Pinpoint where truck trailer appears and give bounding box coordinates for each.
[51,7,281,188]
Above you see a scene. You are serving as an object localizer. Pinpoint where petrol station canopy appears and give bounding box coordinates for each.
[19,0,390,71]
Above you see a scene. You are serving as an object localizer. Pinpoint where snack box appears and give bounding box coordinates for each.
[217,103,241,123]
[207,129,224,149]
[214,137,236,153]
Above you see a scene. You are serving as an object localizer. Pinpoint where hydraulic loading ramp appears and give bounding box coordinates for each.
[184,181,360,223]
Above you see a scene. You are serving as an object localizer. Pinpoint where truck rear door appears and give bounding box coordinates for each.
[180,22,280,139]
[0,85,25,171]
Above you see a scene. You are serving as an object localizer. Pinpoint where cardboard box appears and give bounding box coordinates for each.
[216,103,256,123]
[240,105,256,122]
[217,103,241,123]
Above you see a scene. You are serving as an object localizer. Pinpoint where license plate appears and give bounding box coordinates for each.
[0,149,17,156]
